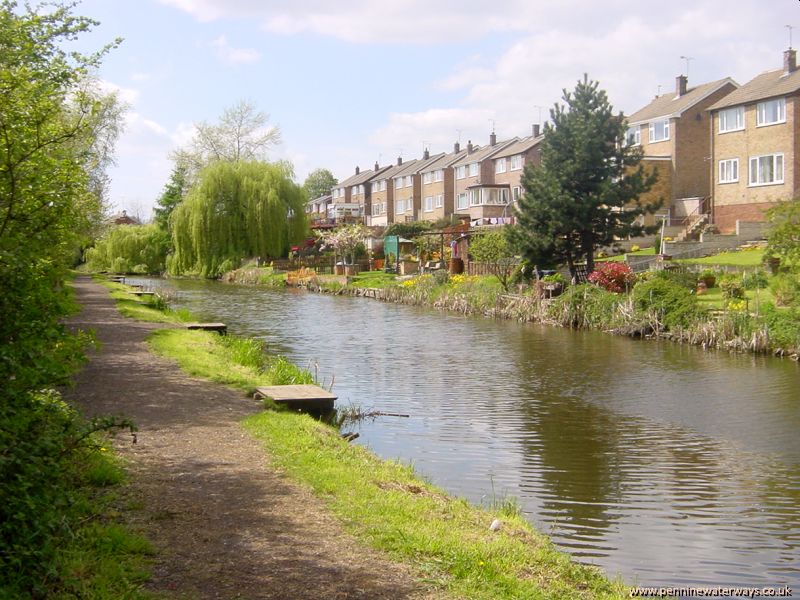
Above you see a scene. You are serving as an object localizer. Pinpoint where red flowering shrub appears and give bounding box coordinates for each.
[588,262,635,293]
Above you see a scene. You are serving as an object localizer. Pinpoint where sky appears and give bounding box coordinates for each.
[73,0,799,220]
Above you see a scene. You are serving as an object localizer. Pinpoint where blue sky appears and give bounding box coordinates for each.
[75,0,799,219]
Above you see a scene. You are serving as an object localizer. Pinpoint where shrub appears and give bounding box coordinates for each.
[770,273,800,307]
[698,269,718,287]
[588,262,635,293]
[654,268,697,290]
[547,283,624,329]
[632,278,702,329]
[432,269,450,286]
[761,303,800,350]
[630,244,640,252]
[719,274,745,299]
[741,270,769,290]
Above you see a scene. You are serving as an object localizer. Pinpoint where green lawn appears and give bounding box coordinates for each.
[348,270,398,288]
[598,247,656,262]
[696,285,775,310]
[678,248,765,267]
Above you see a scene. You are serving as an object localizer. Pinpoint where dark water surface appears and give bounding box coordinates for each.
[135,278,800,588]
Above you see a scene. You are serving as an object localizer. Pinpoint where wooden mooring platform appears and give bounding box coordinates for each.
[253,384,337,413]
[132,291,155,297]
[185,322,227,335]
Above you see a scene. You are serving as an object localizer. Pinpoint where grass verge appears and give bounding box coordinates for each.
[95,278,193,323]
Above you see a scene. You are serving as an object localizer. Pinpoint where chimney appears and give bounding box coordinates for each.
[489,132,497,146]
[532,124,540,137]
[784,48,797,75]
[676,75,687,97]
[397,156,402,166]
[374,161,379,171]
[423,148,430,160]
[355,165,360,175]
[467,140,474,153]
[454,141,460,153]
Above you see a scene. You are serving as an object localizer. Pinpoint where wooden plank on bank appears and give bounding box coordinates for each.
[253,384,337,413]
[132,291,155,297]
[185,322,227,335]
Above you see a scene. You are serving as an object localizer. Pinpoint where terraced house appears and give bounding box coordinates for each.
[367,158,414,227]
[418,142,468,223]
[709,48,800,232]
[626,75,738,231]
[392,150,444,223]
[452,134,517,223]
[332,165,388,224]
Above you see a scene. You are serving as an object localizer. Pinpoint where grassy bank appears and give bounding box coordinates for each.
[102,277,628,598]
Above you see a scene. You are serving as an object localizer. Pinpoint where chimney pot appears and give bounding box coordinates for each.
[397,156,402,166]
[454,141,460,153]
[355,165,360,175]
[532,124,540,137]
[467,140,474,154]
[676,75,687,97]
[784,48,797,75]
[423,148,430,160]
[489,132,497,146]
[374,161,379,171]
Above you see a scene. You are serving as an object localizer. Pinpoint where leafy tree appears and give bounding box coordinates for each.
[320,223,369,265]
[468,230,517,291]
[85,224,170,274]
[385,220,432,238]
[169,161,307,277]
[173,100,281,180]
[765,198,800,265]
[510,75,658,279]
[303,168,337,200]
[153,163,189,231]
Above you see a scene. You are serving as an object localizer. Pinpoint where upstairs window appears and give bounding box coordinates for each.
[495,159,507,174]
[456,165,466,179]
[406,176,413,188]
[718,106,744,132]
[649,119,670,142]
[422,172,432,184]
[757,98,785,126]
[468,162,479,177]
[510,155,523,170]
[626,126,641,146]
[434,169,444,182]
[395,179,402,190]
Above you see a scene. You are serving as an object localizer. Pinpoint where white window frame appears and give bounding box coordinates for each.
[749,153,784,186]
[406,176,413,188]
[435,194,443,208]
[469,189,481,206]
[510,155,523,170]
[422,172,432,184]
[757,98,786,127]
[456,192,468,210]
[468,162,479,177]
[718,106,744,133]
[495,159,507,174]
[424,196,433,212]
[395,199,405,214]
[395,179,402,190]
[456,165,466,179]
[626,126,641,146]
[512,186,522,200]
[434,169,444,182]
[649,119,670,142]
[718,158,739,184]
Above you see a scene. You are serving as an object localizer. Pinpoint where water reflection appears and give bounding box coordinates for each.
[133,278,800,588]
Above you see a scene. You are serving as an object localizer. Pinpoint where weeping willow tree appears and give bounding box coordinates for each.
[168,161,307,277]
[84,224,170,273]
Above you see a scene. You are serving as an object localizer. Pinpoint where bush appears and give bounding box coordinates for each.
[632,278,702,329]
[547,283,624,329]
[654,268,697,290]
[719,274,745,299]
[741,270,769,290]
[587,262,635,293]
[770,273,800,306]
[761,303,800,350]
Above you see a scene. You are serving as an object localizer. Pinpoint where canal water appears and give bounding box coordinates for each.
[136,278,800,588]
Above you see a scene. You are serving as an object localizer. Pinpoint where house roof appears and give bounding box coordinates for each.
[421,148,469,173]
[708,67,800,111]
[306,194,331,207]
[338,165,389,188]
[393,153,445,178]
[375,159,418,182]
[490,135,543,159]
[451,138,517,167]
[627,78,737,124]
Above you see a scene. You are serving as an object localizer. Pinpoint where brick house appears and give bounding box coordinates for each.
[391,150,444,223]
[332,165,389,224]
[452,134,517,222]
[626,75,738,228]
[489,128,543,210]
[367,158,415,227]
[708,49,800,232]
[418,142,468,223]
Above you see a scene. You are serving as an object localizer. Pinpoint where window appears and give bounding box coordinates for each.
[424,196,433,212]
[495,159,507,174]
[422,172,432,184]
[396,199,405,214]
[513,186,522,200]
[649,119,669,142]
[435,194,443,208]
[456,193,468,210]
[749,154,784,185]
[469,189,481,205]
[510,155,523,170]
[395,178,402,190]
[468,162,479,177]
[718,159,739,183]
[718,106,744,132]
[626,126,640,146]
[406,176,413,188]
[456,165,466,179]
[434,169,444,182]
[757,98,785,126]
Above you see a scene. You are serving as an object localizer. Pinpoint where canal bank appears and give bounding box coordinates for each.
[82,276,629,599]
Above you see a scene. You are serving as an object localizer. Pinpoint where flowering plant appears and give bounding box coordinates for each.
[588,262,635,293]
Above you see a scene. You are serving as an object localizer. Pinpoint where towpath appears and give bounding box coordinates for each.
[64,276,428,600]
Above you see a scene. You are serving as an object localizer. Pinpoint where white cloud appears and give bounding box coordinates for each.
[211,35,262,64]
[97,79,141,104]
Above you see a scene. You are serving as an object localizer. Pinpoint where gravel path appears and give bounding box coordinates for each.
[64,276,429,599]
